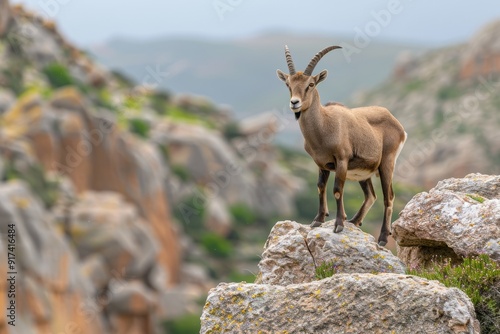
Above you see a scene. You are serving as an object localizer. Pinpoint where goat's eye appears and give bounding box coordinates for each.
[309,83,315,87]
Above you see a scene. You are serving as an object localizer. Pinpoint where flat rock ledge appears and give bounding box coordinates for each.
[200,274,480,334]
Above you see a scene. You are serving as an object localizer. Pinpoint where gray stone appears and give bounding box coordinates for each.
[257,220,406,286]
[393,174,500,267]
[201,274,480,334]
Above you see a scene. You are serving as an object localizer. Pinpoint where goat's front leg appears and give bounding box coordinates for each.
[311,169,330,227]
[333,160,347,233]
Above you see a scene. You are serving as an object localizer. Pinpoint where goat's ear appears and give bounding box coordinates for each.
[314,70,328,84]
[277,69,288,82]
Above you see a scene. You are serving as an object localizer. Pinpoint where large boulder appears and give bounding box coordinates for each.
[393,173,500,268]
[257,220,406,285]
[201,274,480,334]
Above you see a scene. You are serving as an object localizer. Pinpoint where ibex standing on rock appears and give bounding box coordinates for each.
[277,45,407,246]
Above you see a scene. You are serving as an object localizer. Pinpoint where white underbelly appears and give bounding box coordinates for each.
[346,169,376,181]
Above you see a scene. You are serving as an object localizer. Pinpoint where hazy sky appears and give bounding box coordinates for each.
[10,0,500,47]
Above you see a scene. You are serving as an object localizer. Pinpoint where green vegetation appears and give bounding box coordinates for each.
[409,255,500,333]
[201,232,232,258]
[230,203,257,226]
[162,313,200,334]
[404,79,425,93]
[128,117,150,139]
[94,88,117,111]
[123,95,143,110]
[165,105,214,128]
[150,91,171,115]
[437,85,462,100]
[228,270,256,283]
[173,194,205,237]
[223,122,242,140]
[171,164,191,182]
[466,194,486,203]
[2,60,26,95]
[4,161,59,208]
[315,261,337,280]
[42,63,73,88]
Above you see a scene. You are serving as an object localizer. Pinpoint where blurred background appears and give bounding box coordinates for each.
[0,0,499,333]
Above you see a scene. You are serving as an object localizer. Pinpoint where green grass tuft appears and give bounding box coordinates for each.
[42,63,73,88]
[466,194,486,203]
[315,261,337,280]
[128,117,150,139]
[408,254,500,333]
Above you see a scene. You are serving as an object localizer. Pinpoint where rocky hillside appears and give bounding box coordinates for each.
[352,20,500,189]
[0,1,302,333]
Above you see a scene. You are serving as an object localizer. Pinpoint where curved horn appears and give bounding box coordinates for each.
[284,45,296,75]
[303,45,342,76]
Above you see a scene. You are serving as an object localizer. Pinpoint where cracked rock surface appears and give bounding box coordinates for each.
[256,220,405,285]
[201,274,479,334]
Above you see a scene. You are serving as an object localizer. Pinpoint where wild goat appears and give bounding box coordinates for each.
[277,45,407,246]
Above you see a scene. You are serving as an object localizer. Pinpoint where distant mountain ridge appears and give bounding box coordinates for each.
[91,33,426,119]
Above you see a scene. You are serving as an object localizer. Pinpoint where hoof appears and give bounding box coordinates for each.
[311,221,323,228]
[334,225,344,233]
[378,240,387,247]
[348,220,362,227]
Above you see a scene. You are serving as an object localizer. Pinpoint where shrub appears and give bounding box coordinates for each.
[408,255,500,333]
[128,117,150,139]
[4,161,59,208]
[201,232,232,258]
[315,261,337,280]
[150,91,171,115]
[171,164,191,182]
[42,63,73,88]
[437,85,461,100]
[173,195,205,237]
[162,313,200,334]
[230,203,256,226]
[223,122,242,140]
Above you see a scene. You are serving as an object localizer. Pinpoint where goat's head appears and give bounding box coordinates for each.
[277,45,341,120]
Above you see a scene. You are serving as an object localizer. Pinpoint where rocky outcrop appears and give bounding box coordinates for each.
[394,173,500,268]
[201,275,480,334]
[0,181,106,333]
[257,220,405,285]
[1,88,181,284]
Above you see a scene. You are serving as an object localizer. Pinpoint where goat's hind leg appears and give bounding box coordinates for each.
[378,159,396,246]
[311,169,330,227]
[348,178,376,227]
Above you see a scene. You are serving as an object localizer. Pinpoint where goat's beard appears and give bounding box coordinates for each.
[294,111,301,120]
